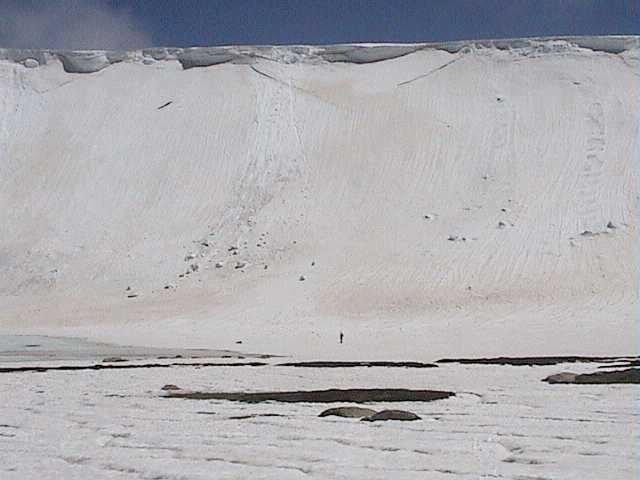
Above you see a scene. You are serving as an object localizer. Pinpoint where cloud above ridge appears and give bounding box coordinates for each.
[0,0,153,49]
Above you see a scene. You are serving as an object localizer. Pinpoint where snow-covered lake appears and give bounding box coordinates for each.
[1,343,637,479]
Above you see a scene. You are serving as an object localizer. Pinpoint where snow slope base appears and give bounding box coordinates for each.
[0,37,638,359]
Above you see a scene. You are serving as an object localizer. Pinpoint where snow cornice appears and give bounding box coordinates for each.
[1,35,638,74]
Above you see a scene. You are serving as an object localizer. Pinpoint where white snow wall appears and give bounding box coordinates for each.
[0,38,638,357]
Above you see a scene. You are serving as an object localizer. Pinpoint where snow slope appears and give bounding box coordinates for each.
[0,37,638,359]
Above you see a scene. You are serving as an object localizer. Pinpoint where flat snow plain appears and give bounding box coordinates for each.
[1,351,637,479]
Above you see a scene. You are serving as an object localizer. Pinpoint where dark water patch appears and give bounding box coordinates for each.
[0,361,266,374]
[436,356,638,366]
[228,413,286,420]
[278,361,437,368]
[597,360,640,369]
[164,388,455,403]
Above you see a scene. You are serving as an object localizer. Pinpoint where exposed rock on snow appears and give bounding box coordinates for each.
[543,368,640,384]
[319,406,377,418]
[160,384,181,391]
[543,372,579,384]
[102,357,127,363]
[361,409,421,422]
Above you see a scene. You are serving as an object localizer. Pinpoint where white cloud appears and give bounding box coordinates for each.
[0,0,153,50]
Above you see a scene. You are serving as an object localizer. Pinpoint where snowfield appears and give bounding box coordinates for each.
[1,357,638,479]
[1,36,637,359]
[0,36,639,478]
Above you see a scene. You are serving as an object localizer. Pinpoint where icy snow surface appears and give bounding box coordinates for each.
[1,359,638,479]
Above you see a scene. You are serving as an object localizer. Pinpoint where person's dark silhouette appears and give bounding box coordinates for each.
[339,332,344,344]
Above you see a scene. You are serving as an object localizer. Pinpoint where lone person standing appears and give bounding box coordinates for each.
[339,332,344,344]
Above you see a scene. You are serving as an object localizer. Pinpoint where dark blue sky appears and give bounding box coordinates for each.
[1,0,639,49]
[119,0,640,46]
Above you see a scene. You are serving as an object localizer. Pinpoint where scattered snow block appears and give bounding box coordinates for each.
[0,48,47,66]
[234,261,246,269]
[142,48,180,61]
[319,407,377,418]
[318,44,423,63]
[23,58,39,68]
[57,52,111,73]
[361,410,421,422]
[177,48,236,69]
[498,221,507,229]
[607,221,617,229]
[105,51,128,63]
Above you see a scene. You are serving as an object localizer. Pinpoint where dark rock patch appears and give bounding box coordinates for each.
[164,388,455,403]
[102,357,127,363]
[319,406,377,418]
[278,361,437,368]
[543,368,640,384]
[161,384,181,391]
[361,410,421,422]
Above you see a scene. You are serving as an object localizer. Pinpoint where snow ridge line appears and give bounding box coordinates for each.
[1,36,638,74]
